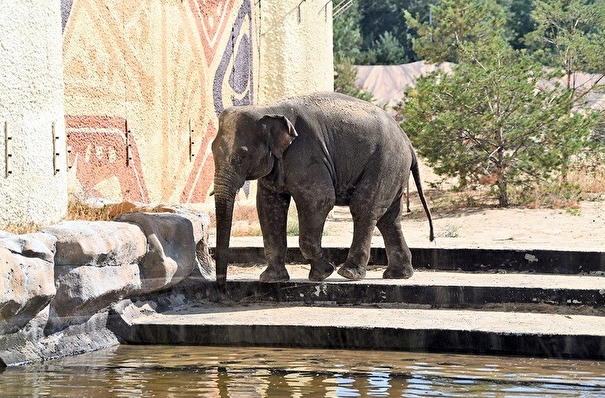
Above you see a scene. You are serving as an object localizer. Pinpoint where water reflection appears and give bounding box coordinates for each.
[0,346,603,397]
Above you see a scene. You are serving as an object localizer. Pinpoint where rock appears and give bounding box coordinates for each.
[40,221,147,267]
[0,233,56,335]
[0,306,120,366]
[46,262,142,332]
[39,221,147,332]
[116,212,199,292]
[166,209,214,278]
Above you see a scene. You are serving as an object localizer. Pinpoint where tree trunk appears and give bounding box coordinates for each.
[498,179,508,207]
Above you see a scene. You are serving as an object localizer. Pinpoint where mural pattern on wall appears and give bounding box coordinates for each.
[62,0,255,204]
[182,0,254,203]
[66,115,149,202]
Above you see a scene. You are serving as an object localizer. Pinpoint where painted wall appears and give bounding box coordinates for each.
[258,0,334,103]
[0,0,68,229]
[62,0,257,205]
[62,0,334,205]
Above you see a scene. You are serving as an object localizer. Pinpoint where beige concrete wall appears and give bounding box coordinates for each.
[258,0,334,104]
[0,0,68,230]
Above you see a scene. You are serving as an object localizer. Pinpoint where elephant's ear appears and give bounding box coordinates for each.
[259,114,298,159]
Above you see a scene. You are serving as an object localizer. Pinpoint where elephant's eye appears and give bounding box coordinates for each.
[233,147,249,167]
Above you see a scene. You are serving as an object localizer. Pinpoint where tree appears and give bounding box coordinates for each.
[525,0,605,180]
[333,0,364,63]
[357,0,424,63]
[526,0,605,76]
[371,31,409,65]
[497,0,537,50]
[405,0,507,63]
[397,43,597,206]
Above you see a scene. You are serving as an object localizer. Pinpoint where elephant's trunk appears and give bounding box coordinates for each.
[213,174,243,288]
[215,194,235,288]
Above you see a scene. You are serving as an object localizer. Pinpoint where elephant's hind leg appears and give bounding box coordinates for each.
[377,197,414,279]
[337,208,376,281]
[257,187,291,282]
[295,196,335,282]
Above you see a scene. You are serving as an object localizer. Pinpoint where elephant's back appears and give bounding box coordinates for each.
[289,92,380,119]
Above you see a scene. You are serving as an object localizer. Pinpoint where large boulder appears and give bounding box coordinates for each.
[0,232,56,335]
[166,209,214,278]
[116,212,203,292]
[42,220,147,267]
[39,221,147,331]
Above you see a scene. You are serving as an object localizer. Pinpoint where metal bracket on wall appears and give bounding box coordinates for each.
[298,0,306,23]
[52,121,60,175]
[4,121,12,177]
[189,119,195,162]
[66,132,72,171]
[125,119,132,167]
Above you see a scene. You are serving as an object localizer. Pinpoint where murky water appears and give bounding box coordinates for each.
[1,346,604,397]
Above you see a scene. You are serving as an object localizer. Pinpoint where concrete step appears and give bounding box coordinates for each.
[197,265,605,314]
[110,301,605,359]
[108,265,605,359]
[221,246,605,275]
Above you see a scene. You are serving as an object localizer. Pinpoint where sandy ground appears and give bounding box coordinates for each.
[211,159,604,252]
[224,200,605,252]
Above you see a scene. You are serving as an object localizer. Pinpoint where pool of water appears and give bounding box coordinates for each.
[1,346,604,397]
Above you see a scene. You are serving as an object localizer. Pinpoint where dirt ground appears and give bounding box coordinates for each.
[325,200,605,251]
[225,199,605,252]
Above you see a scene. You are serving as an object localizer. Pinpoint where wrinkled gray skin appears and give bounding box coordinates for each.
[212,92,434,287]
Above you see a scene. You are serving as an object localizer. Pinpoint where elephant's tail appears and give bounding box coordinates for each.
[411,152,435,242]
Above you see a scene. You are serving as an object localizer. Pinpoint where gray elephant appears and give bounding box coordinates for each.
[212,92,434,287]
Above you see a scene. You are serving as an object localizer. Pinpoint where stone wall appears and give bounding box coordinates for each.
[0,210,212,366]
[0,0,68,230]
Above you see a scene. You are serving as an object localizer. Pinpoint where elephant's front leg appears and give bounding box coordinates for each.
[257,185,291,282]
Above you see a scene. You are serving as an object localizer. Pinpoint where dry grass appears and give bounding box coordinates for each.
[567,164,605,194]
[3,221,39,235]
[2,198,172,235]
[66,199,172,221]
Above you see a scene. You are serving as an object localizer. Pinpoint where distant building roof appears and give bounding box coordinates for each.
[355,61,453,110]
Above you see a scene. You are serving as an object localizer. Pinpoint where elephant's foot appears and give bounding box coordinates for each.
[337,261,367,280]
[383,264,414,279]
[259,266,290,282]
[308,258,335,281]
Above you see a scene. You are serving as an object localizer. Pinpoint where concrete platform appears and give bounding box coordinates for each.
[109,265,605,360]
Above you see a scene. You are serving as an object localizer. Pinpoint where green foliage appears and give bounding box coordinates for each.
[497,0,537,50]
[333,0,364,62]
[363,31,409,65]
[525,0,605,76]
[397,42,597,206]
[405,0,508,63]
[334,0,434,64]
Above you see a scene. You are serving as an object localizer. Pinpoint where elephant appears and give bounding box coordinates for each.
[212,92,434,287]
